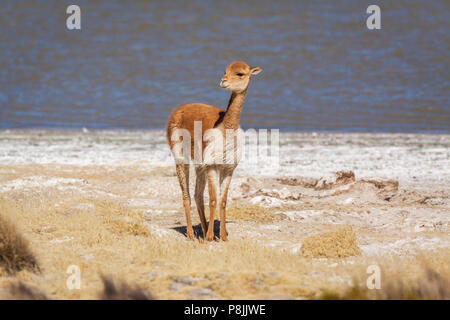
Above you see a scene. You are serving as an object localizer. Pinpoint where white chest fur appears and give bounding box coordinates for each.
[200,127,243,168]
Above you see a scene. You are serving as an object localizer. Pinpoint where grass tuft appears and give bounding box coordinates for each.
[300,227,361,258]
[100,275,154,300]
[0,208,40,274]
[7,282,48,300]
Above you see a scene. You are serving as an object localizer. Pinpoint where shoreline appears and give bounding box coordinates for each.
[1,129,448,185]
[1,128,450,135]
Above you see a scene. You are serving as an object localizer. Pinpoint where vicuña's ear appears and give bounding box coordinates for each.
[250,67,262,75]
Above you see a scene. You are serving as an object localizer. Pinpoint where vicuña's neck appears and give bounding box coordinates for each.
[223,89,247,129]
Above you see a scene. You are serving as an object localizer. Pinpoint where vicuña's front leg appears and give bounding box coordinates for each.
[219,172,233,241]
[206,167,219,241]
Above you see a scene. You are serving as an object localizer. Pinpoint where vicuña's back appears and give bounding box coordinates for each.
[166,61,262,241]
[167,103,224,157]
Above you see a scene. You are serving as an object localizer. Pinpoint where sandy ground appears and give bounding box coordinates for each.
[0,130,449,299]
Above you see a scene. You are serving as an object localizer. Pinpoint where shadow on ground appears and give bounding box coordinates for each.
[172,220,232,240]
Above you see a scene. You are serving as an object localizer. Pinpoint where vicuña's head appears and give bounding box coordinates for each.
[220,61,262,93]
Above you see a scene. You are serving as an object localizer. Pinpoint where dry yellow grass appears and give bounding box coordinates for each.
[0,193,448,299]
[300,227,361,258]
[130,239,316,299]
[320,267,450,300]
[97,202,150,237]
[99,275,154,300]
[5,281,48,300]
[0,201,39,274]
[226,204,280,222]
[0,194,317,299]
[5,277,152,300]
[0,164,448,300]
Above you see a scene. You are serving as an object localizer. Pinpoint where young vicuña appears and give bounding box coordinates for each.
[166,61,262,241]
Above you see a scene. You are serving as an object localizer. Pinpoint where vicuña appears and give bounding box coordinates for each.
[167,61,262,241]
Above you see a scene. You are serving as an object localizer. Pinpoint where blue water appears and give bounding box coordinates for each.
[0,0,449,132]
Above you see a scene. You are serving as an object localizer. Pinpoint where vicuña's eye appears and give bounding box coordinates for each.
[236,73,244,77]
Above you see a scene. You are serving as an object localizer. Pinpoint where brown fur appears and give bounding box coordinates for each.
[166,61,262,241]
[167,103,223,158]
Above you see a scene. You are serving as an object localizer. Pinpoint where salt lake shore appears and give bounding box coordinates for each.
[0,130,449,299]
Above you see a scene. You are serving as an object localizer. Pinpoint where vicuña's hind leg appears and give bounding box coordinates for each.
[206,167,219,241]
[194,168,207,238]
[175,164,193,239]
[219,171,233,241]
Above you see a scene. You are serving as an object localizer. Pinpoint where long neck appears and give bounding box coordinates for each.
[223,89,247,129]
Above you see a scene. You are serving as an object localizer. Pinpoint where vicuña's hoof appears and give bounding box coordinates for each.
[186,229,194,239]
[220,228,228,241]
[206,232,214,241]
